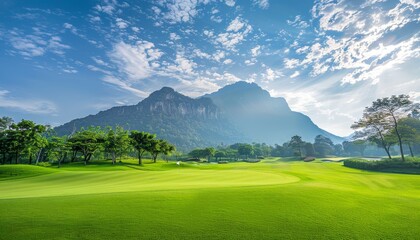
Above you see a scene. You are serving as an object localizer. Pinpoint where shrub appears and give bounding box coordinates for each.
[344,158,420,171]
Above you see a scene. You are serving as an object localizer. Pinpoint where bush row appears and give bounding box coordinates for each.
[343,158,420,170]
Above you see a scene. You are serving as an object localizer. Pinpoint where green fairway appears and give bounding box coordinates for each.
[1,159,419,239]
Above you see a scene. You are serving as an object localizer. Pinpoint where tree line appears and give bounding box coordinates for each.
[0,118,175,166]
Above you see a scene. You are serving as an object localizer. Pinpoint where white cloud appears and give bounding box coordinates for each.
[251,45,261,57]
[9,31,70,58]
[227,17,245,32]
[225,0,235,7]
[0,90,57,114]
[193,48,212,59]
[116,18,129,29]
[262,68,282,82]
[167,53,197,75]
[158,0,212,24]
[290,71,300,78]
[253,0,269,9]
[223,59,233,64]
[284,58,300,69]
[286,15,309,28]
[291,0,420,85]
[169,32,181,41]
[216,17,253,50]
[109,41,163,81]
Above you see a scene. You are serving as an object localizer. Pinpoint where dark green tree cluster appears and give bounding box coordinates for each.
[189,143,266,162]
[352,95,419,161]
[0,117,175,166]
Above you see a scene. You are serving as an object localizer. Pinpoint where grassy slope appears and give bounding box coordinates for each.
[0,159,419,239]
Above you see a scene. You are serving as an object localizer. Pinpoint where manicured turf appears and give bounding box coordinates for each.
[0,159,419,239]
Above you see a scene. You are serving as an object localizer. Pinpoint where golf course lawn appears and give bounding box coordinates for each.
[0,159,419,239]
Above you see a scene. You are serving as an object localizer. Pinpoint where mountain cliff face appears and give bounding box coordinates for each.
[55,87,243,151]
[55,82,343,151]
[205,81,343,144]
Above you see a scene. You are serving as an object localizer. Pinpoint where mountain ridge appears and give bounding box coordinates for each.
[55,82,343,151]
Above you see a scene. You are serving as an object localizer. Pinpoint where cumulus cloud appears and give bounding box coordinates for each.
[216,17,252,50]
[156,0,212,24]
[115,18,129,29]
[288,0,420,85]
[251,45,261,57]
[169,32,181,41]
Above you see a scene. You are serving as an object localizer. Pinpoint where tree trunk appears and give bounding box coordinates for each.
[138,151,142,165]
[35,148,43,165]
[384,146,392,159]
[112,152,116,165]
[378,131,392,159]
[15,151,19,164]
[391,114,405,161]
[408,144,414,157]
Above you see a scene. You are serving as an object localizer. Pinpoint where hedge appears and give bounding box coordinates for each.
[343,158,420,171]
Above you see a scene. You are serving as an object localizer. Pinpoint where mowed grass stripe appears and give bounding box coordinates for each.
[0,167,300,199]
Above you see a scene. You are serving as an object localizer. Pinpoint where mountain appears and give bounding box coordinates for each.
[54,87,243,151]
[55,82,343,151]
[204,81,343,144]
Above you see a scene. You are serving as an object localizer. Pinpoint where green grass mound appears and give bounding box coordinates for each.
[0,165,56,180]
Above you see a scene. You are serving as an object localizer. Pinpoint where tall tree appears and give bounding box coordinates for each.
[397,117,420,157]
[352,113,393,159]
[313,135,334,157]
[148,139,175,163]
[129,131,155,165]
[104,126,130,164]
[238,144,253,160]
[360,95,414,161]
[68,127,105,165]
[289,135,304,158]
[8,120,46,164]
[48,136,69,168]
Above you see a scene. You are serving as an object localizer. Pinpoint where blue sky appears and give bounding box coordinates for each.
[0,0,419,136]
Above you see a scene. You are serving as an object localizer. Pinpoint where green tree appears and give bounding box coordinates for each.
[313,135,334,157]
[238,144,254,160]
[129,131,155,165]
[352,140,367,157]
[159,140,175,163]
[48,136,69,168]
[8,120,46,164]
[104,126,130,164]
[288,135,304,158]
[364,95,414,161]
[148,139,175,163]
[214,151,226,161]
[397,118,420,157]
[352,112,394,159]
[203,147,216,162]
[68,127,105,165]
